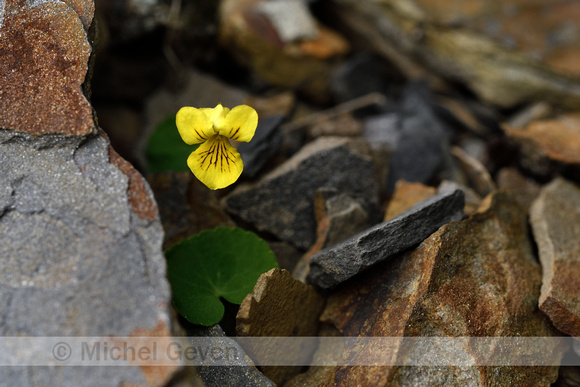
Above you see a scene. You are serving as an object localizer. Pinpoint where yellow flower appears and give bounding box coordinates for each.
[176,104,258,190]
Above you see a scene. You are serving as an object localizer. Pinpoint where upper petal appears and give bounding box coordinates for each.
[202,104,231,129]
[176,106,215,144]
[215,105,258,142]
[187,135,244,190]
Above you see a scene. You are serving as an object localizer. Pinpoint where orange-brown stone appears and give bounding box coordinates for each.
[503,114,580,165]
[0,1,94,135]
[293,193,562,386]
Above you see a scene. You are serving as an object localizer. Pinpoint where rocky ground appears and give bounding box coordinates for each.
[2,0,580,386]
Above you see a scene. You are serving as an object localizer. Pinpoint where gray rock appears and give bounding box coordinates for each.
[321,192,372,249]
[331,52,392,102]
[190,325,275,387]
[0,131,175,386]
[224,137,379,250]
[239,114,285,178]
[307,187,464,289]
[363,82,451,193]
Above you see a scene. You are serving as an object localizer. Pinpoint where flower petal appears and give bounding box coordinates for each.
[216,105,258,142]
[176,106,215,144]
[187,135,244,190]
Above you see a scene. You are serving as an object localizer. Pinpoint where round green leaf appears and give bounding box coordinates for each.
[165,227,279,326]
[145,114,199,173]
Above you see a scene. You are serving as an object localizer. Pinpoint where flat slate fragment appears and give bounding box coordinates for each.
[307,187,464,289]
[224,137,379,249]
[530,178,580,336]
[189,324,275,387]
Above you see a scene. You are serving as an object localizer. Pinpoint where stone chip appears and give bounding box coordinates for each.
[530,177,580,337]
[307,186,464,289]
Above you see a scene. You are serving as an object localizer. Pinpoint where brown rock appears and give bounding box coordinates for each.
[438,180,481,215]
[530,178,580,337]
[451,146,496,197]
[384,180,436,221]
[410,0,580,78]
[496,167,541,211]
[503,114,580,166]
[109,145,158,222]
[330,0,580,109]
[237,268,326,385]
[0,0,94,135]
[299,193,561,385]
[219,0,348,103]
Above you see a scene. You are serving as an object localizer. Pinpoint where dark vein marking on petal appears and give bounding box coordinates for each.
[230,127,240,140]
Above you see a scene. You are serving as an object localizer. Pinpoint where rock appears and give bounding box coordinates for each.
[502,114,580,178]
[219,0,349,103]
[0,0,95,135]
[0,2,177,385]
[238,114,285,178]
[496,168,540,211]
[505,102,553,129]
[148,172,235,250]
[530,178,580,337]
[384,180,436,221]
[283,93,385,146]
[307,186,464,289]
[331,52,395,102]
[255,0,318,43]
[245,91,296,118]
[450,145,496,197]
[293,188,373,283]
[0,131,177,386]
[236,268,325,385]
[190,324,275,387]
[314,189,372,250]
[224,137,379,250]
[437,180,481,215]
[555,366,580,387]
[435,96,494,137]
[307,112,363,138]
[363,82,451,193]
[330,0,580,109]
[303,193,562,385]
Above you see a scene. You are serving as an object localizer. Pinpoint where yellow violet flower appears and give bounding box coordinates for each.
[176,104,258,190]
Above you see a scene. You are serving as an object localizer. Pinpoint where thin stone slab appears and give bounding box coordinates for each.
[307,187,464,289]
[190,325,275,387]
[530,178,580,336]
[224,137,379,250]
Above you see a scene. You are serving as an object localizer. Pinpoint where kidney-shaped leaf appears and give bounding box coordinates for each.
[165,227,278,326]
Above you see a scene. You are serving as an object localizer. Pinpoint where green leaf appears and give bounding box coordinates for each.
[145,114,198,173]
[165,227,279,326]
